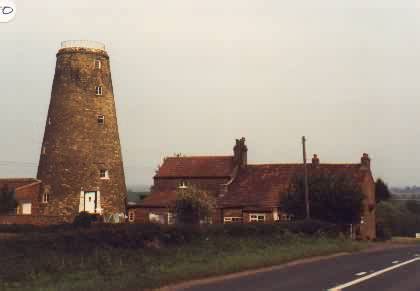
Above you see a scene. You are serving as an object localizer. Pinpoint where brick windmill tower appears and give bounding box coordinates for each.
[37,41,127,221]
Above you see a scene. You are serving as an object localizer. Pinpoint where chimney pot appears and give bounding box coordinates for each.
[361,153,371,169]
[312,154,320,166]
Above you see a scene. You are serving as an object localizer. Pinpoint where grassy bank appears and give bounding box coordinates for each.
[0,223,367,291]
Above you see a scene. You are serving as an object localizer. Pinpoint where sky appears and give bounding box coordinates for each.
[2,0,420,188]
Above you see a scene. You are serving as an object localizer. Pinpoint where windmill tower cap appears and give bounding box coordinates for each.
[61,40,106,51]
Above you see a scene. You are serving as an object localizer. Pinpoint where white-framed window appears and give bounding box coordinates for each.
[178,181,188,189]
[281,214,294,221]
[42,192,49,203]
[21,203,32,215]
[42,146,46,155]
[249,213,266,222]
[149,213,166,224]
[95,86,103,96]
[97,115,105,124]
[168,212,175,225]
[223,217,242,223]
[95,59,101,69]
[99,169,109,179]
[128,210,135,222]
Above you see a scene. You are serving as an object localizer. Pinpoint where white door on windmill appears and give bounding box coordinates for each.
[84,192,96,213]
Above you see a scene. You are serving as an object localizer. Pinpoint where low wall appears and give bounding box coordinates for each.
[0,215,65,225]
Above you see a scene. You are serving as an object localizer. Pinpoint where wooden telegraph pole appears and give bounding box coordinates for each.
[302,136,310,219]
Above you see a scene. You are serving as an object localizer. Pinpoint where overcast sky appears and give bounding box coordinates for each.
[2,1,420,187]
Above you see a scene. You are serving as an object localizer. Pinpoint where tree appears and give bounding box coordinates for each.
[175,186,216,225]
[281,172,364,225]
[375,178,391,203]
[405,200,420,215]
[0,185,17,214]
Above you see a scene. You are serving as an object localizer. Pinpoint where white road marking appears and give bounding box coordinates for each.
[355,272,367,276]
[392,260,399,264]
[328,257,420,291]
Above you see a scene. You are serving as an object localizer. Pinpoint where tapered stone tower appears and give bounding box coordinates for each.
[37,41,127,221]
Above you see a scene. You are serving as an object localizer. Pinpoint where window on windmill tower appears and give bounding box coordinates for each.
[94,59,101,69]
[95,86,103,96]
[42,192,49,203]
[100,169,109,179]
[97,115,105,124]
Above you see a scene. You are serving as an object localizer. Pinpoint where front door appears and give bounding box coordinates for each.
[84,192,96,213]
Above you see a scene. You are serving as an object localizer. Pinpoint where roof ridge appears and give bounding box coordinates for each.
[247,163,361,166]
[166,155,233,159]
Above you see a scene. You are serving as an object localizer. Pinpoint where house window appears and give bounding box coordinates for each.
[21,203,32,215]
[281,214,293,221]
[42,146,46,155]
[100,169,109,179]
[97,115,105,124]
[149,213,166,224]
[224,217,242,223]
[95,86,103,96]
[178,181,188,189]
[95,59,101,69]
[168,212,175,225]
[42,192,49,203]
[249,213,266,222]
[128,210,135,222]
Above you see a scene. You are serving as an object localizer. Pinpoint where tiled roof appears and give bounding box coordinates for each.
[135,191,178,208]
[155,156,234,178]
[218,163,369,209]
[0,178,41,191]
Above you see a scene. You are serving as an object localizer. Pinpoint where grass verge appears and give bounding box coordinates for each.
[0,233,368,291]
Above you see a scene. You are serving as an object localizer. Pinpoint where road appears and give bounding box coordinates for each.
[176,244,420,291]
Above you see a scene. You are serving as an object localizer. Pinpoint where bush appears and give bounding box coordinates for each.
[73,212,98,228]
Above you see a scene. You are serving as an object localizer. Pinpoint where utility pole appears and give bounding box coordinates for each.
[302,136,310,219]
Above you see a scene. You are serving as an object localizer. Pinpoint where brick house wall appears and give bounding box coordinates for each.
[359,174,376,240]
[128,207,172,224]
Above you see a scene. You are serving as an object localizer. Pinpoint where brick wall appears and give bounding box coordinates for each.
[129,207,172,224]
[360,174,376,240]
[36,46,127,221]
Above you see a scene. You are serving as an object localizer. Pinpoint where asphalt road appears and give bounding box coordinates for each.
[179,244,420,291]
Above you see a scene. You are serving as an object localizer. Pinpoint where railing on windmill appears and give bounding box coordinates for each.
[61,40,105,50]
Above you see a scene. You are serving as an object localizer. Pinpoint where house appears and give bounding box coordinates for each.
[0,178,63,225]
[128,138,376,240]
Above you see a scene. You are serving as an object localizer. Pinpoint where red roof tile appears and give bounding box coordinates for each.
[0,178,40,191]
[135,191,177,208]
[218,164,369,209]
[155,156,234,178]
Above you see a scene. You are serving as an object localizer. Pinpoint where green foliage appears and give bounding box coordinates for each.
[175,186,216,224]
[375,178,391,203]
[376,200,420,238]
[281,172,364,225]
[73,212,98,228]
[0,185,17,214]
[405,200,420,214]
[0,224,365,291]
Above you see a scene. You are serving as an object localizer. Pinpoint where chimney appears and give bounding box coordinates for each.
[361,153,371,169]
[233,137,247,168]
[312,154,320,166]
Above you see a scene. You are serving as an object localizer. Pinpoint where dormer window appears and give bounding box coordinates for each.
[97,115,105,124]
[95,59,101,69]
[95,86,103,96]
[100,169,109,179]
